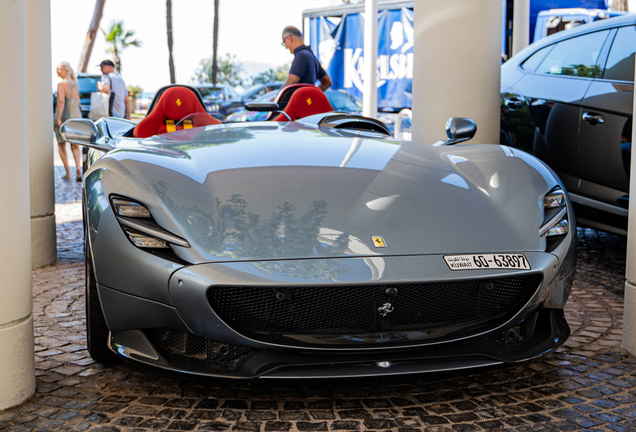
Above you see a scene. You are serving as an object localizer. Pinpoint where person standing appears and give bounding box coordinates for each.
[54,61,83,181]
[97,60,131,119]
[281,26,332,92]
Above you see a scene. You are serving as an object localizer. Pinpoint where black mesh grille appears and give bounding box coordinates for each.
[208,275,542,336]
[146,328,258,371]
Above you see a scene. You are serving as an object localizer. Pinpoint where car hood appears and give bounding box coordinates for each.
[95,123,559,263]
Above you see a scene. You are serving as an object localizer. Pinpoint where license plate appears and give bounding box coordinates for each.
[444,254,530,270]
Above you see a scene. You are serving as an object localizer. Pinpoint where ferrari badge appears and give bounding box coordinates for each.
[372,236,386,248]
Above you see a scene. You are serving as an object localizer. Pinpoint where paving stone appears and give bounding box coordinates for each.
[330,420,360,430]
[279,411,310,421]
[264,421,291,431]
[310,411,336,420]
[245,411,276,421]
[296,422,328,431]
[221,400,249,410]
[282,401,305,410]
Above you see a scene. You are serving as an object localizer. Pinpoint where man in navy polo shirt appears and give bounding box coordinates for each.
[281,26,332,92]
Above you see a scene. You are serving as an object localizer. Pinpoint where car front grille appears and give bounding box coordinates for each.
[208,275,542,338]
[146,328,258,372]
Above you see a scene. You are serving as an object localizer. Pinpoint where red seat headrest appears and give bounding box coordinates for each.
[133,86,220,138]
[274,87,333,122]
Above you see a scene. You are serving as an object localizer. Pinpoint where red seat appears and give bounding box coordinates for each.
[274,87,334,122]
[133,86,221,138]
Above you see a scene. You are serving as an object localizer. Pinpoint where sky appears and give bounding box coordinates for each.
[51,0,344,93]
[51,0,635,93]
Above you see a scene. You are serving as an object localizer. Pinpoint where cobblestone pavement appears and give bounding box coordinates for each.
[1,166,635,431]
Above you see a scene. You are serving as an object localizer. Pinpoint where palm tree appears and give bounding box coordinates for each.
[167,0,176,83]
[613,0,628,10]
[77,0,106,73]
[212,0,219,85]
[101,21,142,73]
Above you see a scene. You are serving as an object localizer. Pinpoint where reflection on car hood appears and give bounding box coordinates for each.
[95,123,558,262]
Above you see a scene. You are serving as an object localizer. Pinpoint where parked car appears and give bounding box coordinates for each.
[53,73,102,118]
[193,83,241,116]
[136,91,156,113]
[228,87,412,139]
[227,88,362,122]
[239,82,284,101]
[60,84,575,379]
[533,8,629,42]
[501,14,635,235]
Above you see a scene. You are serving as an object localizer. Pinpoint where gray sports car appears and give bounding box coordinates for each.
[62,84,576,379]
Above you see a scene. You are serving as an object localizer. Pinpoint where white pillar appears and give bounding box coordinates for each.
[621,42,636,354]
[27,0,56,268]
[512,0,530,56]
[362,0,378,118]
[0,0,36,410]
[411,0,502,145]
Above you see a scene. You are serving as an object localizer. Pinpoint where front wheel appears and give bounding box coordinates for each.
[85,220,118,363]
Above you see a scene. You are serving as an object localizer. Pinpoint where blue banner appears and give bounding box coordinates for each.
[310,8,414,110]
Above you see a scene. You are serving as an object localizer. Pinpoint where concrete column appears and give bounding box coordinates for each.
[27,0,56,268]
[411,0,502,145]
[512,0,530,56]
[621,48,636,354]
[362,0,378,118]
[0,0,36,410]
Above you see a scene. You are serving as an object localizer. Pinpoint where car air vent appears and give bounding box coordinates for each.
[146,328,258,372]
[208,275,542,341]
[318,114,391,136]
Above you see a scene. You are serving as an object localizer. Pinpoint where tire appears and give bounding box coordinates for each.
[84,215,119,363]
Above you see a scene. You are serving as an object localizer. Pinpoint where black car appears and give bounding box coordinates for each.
[53,73,102,118]
[501,15,635,235]
[194,82,285,117]
[193,83,241,117]
[239,81,284,102]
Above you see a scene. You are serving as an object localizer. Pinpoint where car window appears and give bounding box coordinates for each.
[77,77,100,93]
[327,91,361,112]
[254,88,271,98]
[603,26,636,82]
[534,30,610,78]
[256,90,278,102]
[521,45,554,72]
[198,87,223,99]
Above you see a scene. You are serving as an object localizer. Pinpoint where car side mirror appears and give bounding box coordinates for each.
[61,119,113,152]
[433,117,477,146]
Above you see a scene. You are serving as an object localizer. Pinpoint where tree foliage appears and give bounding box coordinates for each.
[101,21,142,73]
[194,54,245,87]
[251,63,290,85]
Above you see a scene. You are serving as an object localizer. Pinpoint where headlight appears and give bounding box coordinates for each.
[112,198,151,218]
[110,197,190,249]
[543,191,566,208]
[206,103,220,112]
[539,189,568,238]
[126,232,169,249]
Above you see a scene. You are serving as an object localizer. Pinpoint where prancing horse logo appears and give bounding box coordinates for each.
[378,302,394,317]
